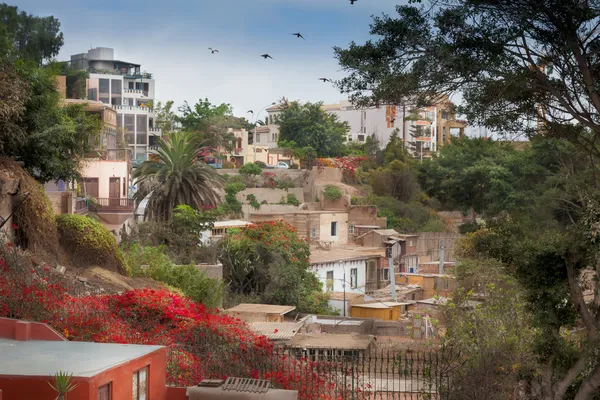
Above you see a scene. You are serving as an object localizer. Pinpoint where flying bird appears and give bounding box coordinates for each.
[247,110,254,114]
[261,54,274,60]
[208,48,219,54]
[319,78,331,83]
[291,33,305,40]
[350,0,357,4]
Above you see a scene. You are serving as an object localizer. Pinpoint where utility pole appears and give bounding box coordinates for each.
[387,245,397,301]
[343,264,346,317]
[439,239,445,274]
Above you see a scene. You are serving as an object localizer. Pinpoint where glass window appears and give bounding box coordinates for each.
[124,114,135,144]
[132,366,148,400]
[312,227,317,238]
[98,383,111,400]
[136,115,147,145]
[88,88,98,101]
[111,79,122,106]
[331,222,337,237]
[350,268,357,288]
[128,81,134,89]
[326,271,334,291]
[99,79,110,104]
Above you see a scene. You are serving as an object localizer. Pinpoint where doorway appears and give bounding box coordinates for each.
[109,177,120,206]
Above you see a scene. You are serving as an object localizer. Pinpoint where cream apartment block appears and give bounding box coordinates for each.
[70,47,162,166]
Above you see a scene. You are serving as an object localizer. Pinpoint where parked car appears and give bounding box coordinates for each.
[271,161,289,169]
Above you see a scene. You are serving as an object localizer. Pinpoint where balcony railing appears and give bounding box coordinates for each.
[89,198,134,213]
[89,68,153,79]
[84,148,132,161]
[114,105,153,113]
[75,199,89,215]
[149,127,162,134]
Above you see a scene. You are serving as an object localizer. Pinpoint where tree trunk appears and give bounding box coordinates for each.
[470,205,476,223]
[574,365,600,400]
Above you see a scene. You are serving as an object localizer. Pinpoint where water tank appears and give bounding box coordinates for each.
[88,47,114,60]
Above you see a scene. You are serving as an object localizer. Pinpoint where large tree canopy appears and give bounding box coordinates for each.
[0,4,63,65]
[335,0,600,150]
[276,101,349,157]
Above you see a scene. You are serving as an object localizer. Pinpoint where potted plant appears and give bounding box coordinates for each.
[48,371,78,400]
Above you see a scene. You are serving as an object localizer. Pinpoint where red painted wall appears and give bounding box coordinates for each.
[166,386,188,400]
[0,318,66,342]
[0,348,167,400]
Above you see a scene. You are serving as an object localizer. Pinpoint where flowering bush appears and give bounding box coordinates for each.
[0,243,363,399]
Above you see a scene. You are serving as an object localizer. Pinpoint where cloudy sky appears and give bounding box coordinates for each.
[17,0,407,121]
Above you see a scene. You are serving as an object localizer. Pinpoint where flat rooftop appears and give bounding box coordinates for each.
[353,302,414,309]
[310,245,384,264]
[226,304,296,315]
[287,333,374,350]
[0,339,162,377]
[249,322,303,340]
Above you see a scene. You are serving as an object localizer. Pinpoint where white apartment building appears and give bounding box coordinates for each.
[264,98,466,156]
[70,47,162,166]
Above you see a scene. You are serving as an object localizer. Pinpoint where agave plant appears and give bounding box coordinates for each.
[133,131,224,221]
[48,371,78,400]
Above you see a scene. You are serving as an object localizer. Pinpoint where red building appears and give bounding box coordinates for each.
[0,318,173,400]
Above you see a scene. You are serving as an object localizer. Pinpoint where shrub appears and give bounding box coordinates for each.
[239,162,262,176]
[286,194,300,206]
[254,161,267,168]
[322,185,343,201]
[56,214,129,275]
[224,182,246,196]
[246,194,261,210]
[459,221,482,234]
[124,244,223,307]
[275,175,296,189]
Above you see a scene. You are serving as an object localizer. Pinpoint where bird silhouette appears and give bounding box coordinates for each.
[291,33,305,40]
[247,110,254,114]
[350,0,357,4]
[208,48,219,54]
[319,78,331,83]
[261,54,274,60]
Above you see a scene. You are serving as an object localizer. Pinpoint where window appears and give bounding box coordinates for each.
[99,79,110,104]
[88,88,98,101]
[326,271,334,291]
[124,115,135,144]
[381,268,390,281]
[330,221,337,237]
[441,110,449,120]
[311,227,317,238]
[256,148,262,153]
[136,115,148,145]
[256,133,260,143]
[350,268,357,288]
[129,81,134,89]
[357,135,365,142]
[111,79,122,106]
[98,383,111,400]
[349,225,354,234]
[361,111,367,120]
[132,366,148,400]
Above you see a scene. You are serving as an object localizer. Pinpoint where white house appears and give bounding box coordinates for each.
[70,47,162,166]
[310,257,367,294]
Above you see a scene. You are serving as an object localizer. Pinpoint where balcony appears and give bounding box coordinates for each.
[75,199,89,215]
[114,105,153,114]
[89,198,135,213]
[123,88,149,97]
[149,127,162,135]
[89,68,153,79]
[84,148,132,161]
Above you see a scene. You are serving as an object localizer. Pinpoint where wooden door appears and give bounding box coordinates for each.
[109,177,120,206]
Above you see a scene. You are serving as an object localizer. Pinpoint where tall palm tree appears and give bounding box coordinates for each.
[133,131,224,221]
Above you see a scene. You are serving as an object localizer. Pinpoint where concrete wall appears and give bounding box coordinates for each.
[316,167,342,182]
[348,206,387,229]
[80,160,129,198]
[416,232,461,263]
[321,193,349,211]
[311,258,366,293]
[46,191,76,215]
[318,212,348,244]
[237,188,304,205]
[196,263,223,281]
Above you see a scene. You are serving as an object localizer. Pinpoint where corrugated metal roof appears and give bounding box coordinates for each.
[249,322,303,340]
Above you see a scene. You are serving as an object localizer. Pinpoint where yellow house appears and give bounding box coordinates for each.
[350,302,412,321]
[395,273,456,299]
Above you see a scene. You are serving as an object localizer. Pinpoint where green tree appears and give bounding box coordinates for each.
[153,100,177,132]
[334,1,600,153]
[383,129,410,165]
[419,138,518,221]
[276,101,349,157]
[369,160,419,203]
[178,98,237,151]
[133,131,224,221]
[0,4,64,65]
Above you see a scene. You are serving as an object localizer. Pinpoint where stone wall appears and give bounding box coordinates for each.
[196,263,223,281]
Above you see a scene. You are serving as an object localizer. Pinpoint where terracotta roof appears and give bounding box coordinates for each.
[226,304,295,315]
[287,333,374,350]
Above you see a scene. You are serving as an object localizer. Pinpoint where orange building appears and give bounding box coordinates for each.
[0,318,171,400]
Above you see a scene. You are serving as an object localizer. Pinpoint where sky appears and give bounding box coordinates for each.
[17,0,406,122]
